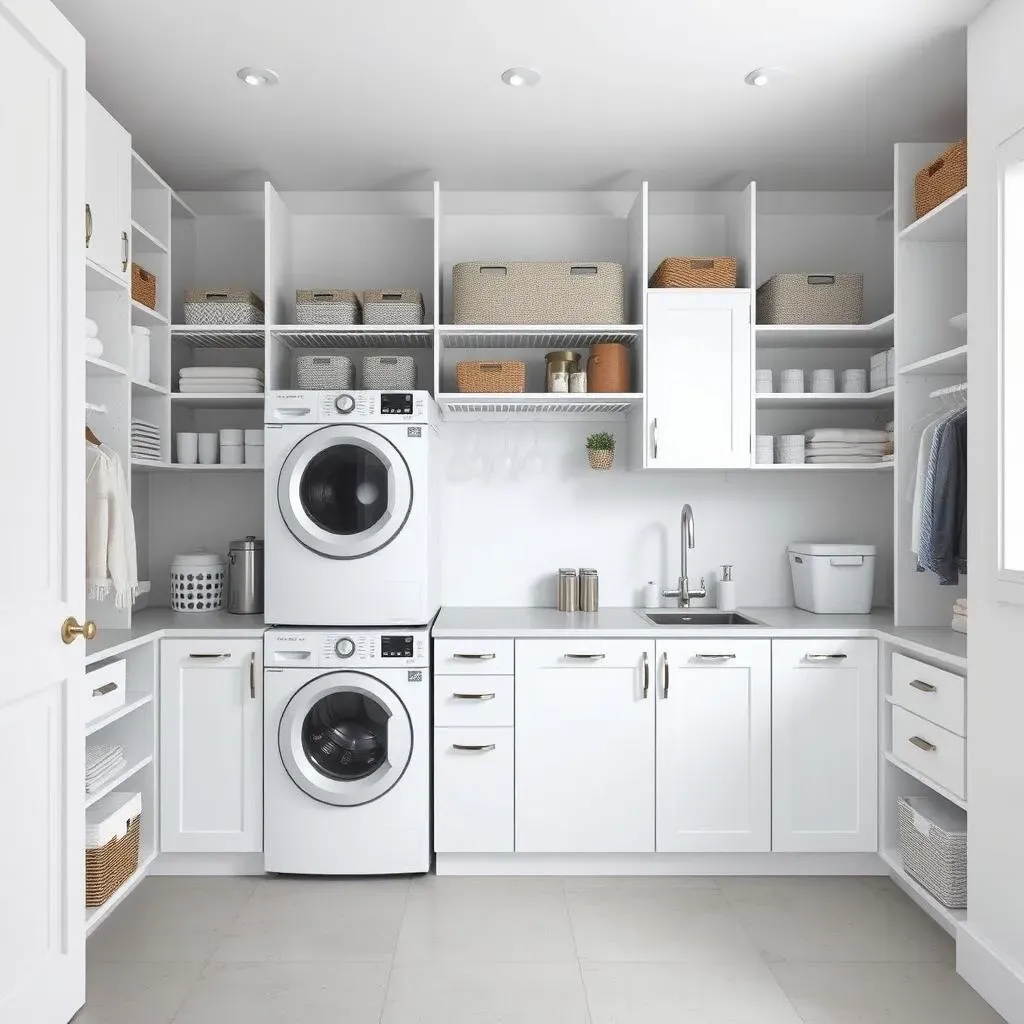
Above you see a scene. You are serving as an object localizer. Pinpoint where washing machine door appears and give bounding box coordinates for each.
[278,670,413,807]
[278,424,413,559]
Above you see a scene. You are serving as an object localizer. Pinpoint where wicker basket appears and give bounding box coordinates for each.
[587,449,614,470]
[361,355,417,390]
[295,354,355,389]
[86,814,141,907]
[362,290,425,325]
[455,360,526,393]
[650,257,737,289]
[131,264,157,310]
[897,795,967,908]
[295,290,360,325]
[915,140,967,220]
[757,274,864,325]
[184,289,264,326]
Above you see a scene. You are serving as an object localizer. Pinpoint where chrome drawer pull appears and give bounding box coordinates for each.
[909,679,937,693]
[695,654,737,662]
[909,735,937,752]
[642,651,650,699]
[452,653,496,660]
[806,653,847,661]
[91,681,118,697]
[452,743,496,752]
[662,653,670,698]
[565,653,605,660]
[452,692,496,700]
[189,653,230,659]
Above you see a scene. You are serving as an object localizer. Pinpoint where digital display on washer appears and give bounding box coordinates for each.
[381,635,414,658]
[381,393,413,415]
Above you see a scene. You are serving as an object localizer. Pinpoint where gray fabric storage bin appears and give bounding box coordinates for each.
[183,289,264,325]
[756,274,864,325]
[897,795,967,909]
[295,290,360,325]
[452,261,626,325]
[361,355,417,389]
[362,290,424,325]
[294,354,354,389]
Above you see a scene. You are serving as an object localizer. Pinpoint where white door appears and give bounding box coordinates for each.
[646,289,752,468]
[515,639,655,853]
[772,638,878,852]
[0,3,85,1022]
[656,640,771,853]
[160,638,263,853]
[85,95,129,282]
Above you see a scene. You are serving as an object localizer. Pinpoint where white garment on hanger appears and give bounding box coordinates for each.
[86,442,138,608]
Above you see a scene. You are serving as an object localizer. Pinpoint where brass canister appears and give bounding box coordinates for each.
[545,350,580,392]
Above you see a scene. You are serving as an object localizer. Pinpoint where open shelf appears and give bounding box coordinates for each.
[884,751,967,810]
[131,219,168,255]
[85,851,157,937]
[86,258,126,291]
[86,694,154,738]
[131,301,169,327]
[131,378,168,397]
[755,314,895,349]
[170,392,264,408]
[757,387,894,409]
[753,462,894,472]
[85,754,153,809]
[898,188,967,244]
[440,325,642,349]
[132,461,262,472]
[171,325,265,348]
[271,325,432,349]
[879,848,965,937]
[86,355,128,377]
[899,345,968,377]
[438,392,642,421]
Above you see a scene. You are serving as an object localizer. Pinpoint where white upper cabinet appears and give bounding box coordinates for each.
[514,639,655,853]
[160,637,263,854]
[85,94,130,282]
[656,640,771,853]
[645,289,752,468]
[771,638,878,853]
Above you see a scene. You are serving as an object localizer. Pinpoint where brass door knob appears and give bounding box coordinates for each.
[61,616,97,644]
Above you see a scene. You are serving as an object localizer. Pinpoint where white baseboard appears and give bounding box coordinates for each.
[435,852,887,876]
[150,852,265,876]
[957,922,1024,1024]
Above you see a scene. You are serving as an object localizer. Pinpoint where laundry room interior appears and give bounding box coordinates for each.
[5,0,1024,1022]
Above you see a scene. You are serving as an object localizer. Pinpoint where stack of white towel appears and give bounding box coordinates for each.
[85,317,104,359]
[85,743,127,794]
[178,366,264,394]
[952,598,968,634]
[131,419,162,463]
[804,427,893,464]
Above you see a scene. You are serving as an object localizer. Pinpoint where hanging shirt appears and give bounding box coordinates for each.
[917,409,967,585]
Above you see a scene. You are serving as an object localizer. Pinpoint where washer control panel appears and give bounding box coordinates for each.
[265,629,428,668]
[265,390,433,425]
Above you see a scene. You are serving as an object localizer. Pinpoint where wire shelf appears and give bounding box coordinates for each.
[271,326,433,349]
[440,326,642,350]
[171,326,265,349]
[439,392,640,421]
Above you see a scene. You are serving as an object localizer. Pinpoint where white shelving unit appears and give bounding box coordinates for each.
[756,387,894,409]
[879,847,966,937]
[756,314,895,349]
[897,187,967,244]
[438,392,642,421]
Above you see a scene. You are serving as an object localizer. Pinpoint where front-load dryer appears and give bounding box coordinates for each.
[265,390,439,626]
[264,627,430,875]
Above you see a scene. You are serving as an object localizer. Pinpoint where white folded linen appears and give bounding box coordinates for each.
[951,614,968,634]
[806,442,890,454]
[806,455,884,464]
[177,381,263,393]
[85,317,99,338]
[178,366,264,379]
[804,427,892,443]
[86,336,104,357]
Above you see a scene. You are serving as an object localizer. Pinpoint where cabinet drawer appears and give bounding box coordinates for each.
[891,653,965,736]
[516,637,652,671]
[86,658,127,724]
[434,727,513,853]
[892,706,966,800]
[435,638,514,675]
[434,676,513,727]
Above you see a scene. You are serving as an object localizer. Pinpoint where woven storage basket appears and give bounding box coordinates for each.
[131,264,157,309]
[757,274,864,325]
[587,342,631,392]
[86,814,141,907]
[361,355,417,389]
[295,290,360,325]
[362,290,425,325]
[455,360,526,393]
[897,795,967,909]
[452,261,625,325]
[650,257,737,289]
[915,140,967,220]
[184,289,264,325]
[295,354,355,390]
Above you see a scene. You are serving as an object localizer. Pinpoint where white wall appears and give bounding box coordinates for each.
[964,3,1024,1019]
[438,421,894,609]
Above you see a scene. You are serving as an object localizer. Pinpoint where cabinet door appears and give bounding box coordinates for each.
[85,94,130,281]
[772,638,878,852]
[160,637,263,853]
[656,640,771,852]
[646,289,752,468]
[515,639,655,853]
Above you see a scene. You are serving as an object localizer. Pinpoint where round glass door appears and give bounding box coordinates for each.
[278,425,413,559]
[279,671,413,807]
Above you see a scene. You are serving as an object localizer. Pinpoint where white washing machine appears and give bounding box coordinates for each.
[264,627,430,875]
[264,390,439,626]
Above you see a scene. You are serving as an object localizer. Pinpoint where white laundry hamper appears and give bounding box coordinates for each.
[170,552,225,612]
[788,543,877,614]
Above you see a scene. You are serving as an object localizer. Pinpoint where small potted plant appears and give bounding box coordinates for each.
[586,431,615,470]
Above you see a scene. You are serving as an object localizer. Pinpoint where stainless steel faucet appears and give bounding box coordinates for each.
[662,503,707,608]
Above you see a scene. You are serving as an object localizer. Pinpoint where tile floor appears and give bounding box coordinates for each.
[78,874,1005,1024]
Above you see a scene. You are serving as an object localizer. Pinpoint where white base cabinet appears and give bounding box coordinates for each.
[160,637,263,854]
[656,640,771,852]
[772,638,878,853]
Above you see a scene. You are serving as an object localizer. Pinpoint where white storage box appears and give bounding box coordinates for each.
[788,542,877,614]
[897,795,967,909]
[86,790,142,850]
[86,659,126,725]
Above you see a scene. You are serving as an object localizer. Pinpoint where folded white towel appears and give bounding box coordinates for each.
[806,442,890,454]
[951,614,968,634]
[804,427,891,443]
[177,381,264,394]
[179,366,264,380]
[954,598,968,614]
[85,317,99,338]
[806,455,884,464]
[86,336,104,358]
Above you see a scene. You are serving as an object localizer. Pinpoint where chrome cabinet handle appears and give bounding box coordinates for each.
[121,230,129,272]
[910,679,937,693]
[652,417,658,459]
[662,653,670,698]
[189,653,230,659]
[695,654,737,662]
[452,743,496,752]
[909,735,937,752]
[642,651,649,699]
[249,652,256,699]
[452,692,496,700]
[565,653,605,660]
[85,203,93,246]
[806,653,847,661]
[452,653,496,661]
[91,681,118,697]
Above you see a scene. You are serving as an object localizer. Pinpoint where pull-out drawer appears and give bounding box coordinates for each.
[434,727,513,853]
[892,706,966,800]
[434,675,513,727]
[892,653,965,736]
[86,658,127,724]
[434,638,514,675]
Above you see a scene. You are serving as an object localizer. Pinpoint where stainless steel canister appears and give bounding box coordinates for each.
[557,568,579,613]
[579,568,599,612]
[226,536,264,614]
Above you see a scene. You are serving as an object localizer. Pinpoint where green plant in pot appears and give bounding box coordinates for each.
[586,431,615,470]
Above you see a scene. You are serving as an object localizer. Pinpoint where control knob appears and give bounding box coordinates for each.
[335,637,356,659]
[335,393,356,414]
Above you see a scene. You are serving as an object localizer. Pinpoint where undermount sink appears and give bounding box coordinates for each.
[641,611,761,626]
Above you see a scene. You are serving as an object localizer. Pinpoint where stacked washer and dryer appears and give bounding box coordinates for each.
[263,389,439,875]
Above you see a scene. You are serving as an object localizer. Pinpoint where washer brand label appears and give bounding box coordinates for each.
[408,670,423,682]
[407,426,422,438]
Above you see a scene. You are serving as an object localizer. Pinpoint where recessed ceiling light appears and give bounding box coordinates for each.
[501,66,541,88]
[237,66,279,87]
[744,68,771,87]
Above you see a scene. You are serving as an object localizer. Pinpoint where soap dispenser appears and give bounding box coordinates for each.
[718,565,737,611]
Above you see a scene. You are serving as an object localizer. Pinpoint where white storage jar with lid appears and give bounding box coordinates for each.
[788,542,877,614]
[170,552,226,612]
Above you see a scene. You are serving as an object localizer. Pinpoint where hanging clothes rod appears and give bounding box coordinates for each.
[930,382,968,399]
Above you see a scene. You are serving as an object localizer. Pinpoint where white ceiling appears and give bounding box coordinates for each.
[56,0,986,192]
